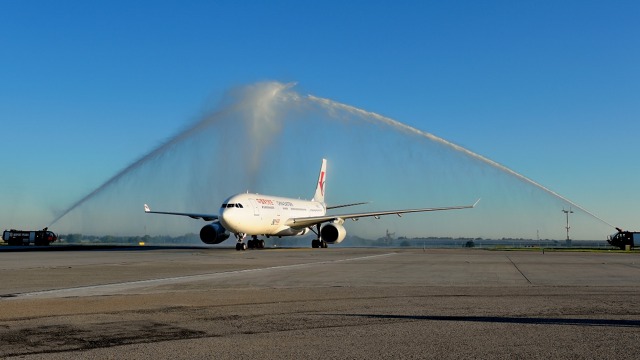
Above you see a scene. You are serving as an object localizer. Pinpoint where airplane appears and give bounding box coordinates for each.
[144,159,479,250]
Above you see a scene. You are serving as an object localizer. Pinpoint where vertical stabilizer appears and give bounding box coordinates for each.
[312,159,327,204]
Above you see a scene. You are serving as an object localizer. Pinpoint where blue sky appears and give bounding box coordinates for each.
[1,1,638,238]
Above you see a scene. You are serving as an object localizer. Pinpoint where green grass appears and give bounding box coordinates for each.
[487,247,638,253]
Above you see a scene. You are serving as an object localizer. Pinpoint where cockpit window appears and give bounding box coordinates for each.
[221,203,243,208]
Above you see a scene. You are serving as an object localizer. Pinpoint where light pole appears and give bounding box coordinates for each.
[562,208,574,241]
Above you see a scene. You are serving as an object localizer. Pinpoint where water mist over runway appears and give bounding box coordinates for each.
[50,82,612,240]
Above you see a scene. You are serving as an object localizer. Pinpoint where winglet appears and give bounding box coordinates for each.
[144,204,151,213]
[472,199,481,208]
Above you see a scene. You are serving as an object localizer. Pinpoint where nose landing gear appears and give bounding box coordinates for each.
[235,233,247,251]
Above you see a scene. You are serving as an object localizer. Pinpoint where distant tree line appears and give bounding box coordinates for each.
[60,233,202,245]
[56,233,607,248]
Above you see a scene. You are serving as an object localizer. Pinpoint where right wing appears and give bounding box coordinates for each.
[286,199,480,228]
[143,204,218,221]
[326,201,369,210]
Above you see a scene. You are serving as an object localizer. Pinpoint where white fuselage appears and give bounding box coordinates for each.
[219,193,326,236]
[144,158,477,249]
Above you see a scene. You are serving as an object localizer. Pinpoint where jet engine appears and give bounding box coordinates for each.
[320,222,347,244]
[199,222,230,244]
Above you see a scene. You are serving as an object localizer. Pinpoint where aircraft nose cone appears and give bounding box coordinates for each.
[220,209,230,227]
[220,208,238,232]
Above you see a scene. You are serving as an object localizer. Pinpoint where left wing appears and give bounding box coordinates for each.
[144,204,218,221]
[285,199,480,228]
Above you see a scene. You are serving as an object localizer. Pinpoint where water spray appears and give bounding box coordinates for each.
[47,106,232,227]
[49,82,294,227]
[49,81,615,237]
[306,94,616,229]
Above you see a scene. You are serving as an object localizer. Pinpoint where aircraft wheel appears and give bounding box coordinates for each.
[259,239,266,249]
[311,239,320,248]
[247,239,255,249]
[236,243,247,251]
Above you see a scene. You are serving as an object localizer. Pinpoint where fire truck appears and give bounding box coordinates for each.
[2,228,58,246]
[607,228,640,250]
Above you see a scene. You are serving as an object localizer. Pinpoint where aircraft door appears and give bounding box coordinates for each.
[249,199,260,216]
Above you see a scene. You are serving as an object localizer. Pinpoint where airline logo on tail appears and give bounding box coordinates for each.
[319,171,325,197]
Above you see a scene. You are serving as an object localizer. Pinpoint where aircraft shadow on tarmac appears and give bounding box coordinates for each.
[338,314,640,328]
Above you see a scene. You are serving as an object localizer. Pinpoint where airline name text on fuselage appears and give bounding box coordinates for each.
[256,198,296,207]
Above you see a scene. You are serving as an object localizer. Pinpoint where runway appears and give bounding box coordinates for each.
[1,247,639,359]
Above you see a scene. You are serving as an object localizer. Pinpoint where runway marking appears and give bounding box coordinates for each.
[506,255,532,284]
[8,252,398,300]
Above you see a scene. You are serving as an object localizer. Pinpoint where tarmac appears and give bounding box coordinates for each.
[0,247,639,359]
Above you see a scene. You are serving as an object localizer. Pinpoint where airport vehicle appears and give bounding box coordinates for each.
[2,228,58,246]
[144,159,479,250]
[607,228,640,250]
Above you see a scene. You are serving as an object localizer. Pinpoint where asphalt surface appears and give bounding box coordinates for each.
[1,247,639,359]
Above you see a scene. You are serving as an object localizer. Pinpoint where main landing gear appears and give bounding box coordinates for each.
[310,224,328,248]
[247,235,265,249]
[235,234,265,251]
[311,239,328,248]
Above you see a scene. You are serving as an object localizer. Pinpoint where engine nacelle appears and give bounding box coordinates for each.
[320,222,347,244]
[199,222,230,245]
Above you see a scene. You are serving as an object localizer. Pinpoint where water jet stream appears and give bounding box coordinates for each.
[48,106,232,227]
[306,94,615,229]
[49,82,294,228]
